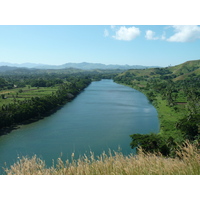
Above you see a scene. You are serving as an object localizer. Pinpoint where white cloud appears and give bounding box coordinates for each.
[112,26,140,41]
[104,29,109,37]
[145,30,159,40]
[167,25,200,42]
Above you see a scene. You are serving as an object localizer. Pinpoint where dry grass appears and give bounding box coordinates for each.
[3,142,200,175]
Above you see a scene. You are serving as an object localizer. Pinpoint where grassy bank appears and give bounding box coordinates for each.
[115,81,186,137]
[151,94,186,137]
[3,142,200,175]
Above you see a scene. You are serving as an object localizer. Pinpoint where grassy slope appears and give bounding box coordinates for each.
[119,59,200,80]
[170,60,200,80]
[173,67,200,81]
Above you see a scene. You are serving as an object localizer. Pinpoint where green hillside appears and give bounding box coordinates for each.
[168,60,200,80]
[169,60,200,74]
[116,59,200,84]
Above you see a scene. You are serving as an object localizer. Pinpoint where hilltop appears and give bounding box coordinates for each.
[116,59,200,82]
[167,60,200,80]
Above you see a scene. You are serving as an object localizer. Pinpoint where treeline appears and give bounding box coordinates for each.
[0,69,120,90]
[0,74,68,90]
[0,76,91,131]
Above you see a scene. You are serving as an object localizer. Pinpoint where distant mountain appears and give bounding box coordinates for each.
[0,62,46,68]
[0,61,161,70]
[59,62,160,70]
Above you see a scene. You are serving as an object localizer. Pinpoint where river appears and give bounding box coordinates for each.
[0,79,159,174]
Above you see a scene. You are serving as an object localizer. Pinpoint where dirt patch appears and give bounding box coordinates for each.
[176,102,187,105]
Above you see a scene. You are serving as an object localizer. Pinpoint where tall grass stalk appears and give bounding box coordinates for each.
[3,142,200,175]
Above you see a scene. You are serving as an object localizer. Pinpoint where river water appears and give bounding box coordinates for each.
[0,79,159,174]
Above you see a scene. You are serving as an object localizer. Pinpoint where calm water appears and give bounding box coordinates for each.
[0,79,159,174]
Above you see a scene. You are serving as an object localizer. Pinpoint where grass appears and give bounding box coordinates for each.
[3,142,200,175]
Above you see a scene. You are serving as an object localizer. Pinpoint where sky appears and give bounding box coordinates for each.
[0,25,200,67]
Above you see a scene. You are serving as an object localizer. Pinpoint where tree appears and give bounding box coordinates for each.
[130,133,170,156]
[176,114,200,140]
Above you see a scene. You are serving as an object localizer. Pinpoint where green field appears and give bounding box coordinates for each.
[154,95,187,136]
[0,86,58,108]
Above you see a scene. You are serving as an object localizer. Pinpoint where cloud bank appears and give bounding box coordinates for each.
[105,25,200,43]
[167,25,200,42]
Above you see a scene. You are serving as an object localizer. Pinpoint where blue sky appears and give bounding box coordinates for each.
[0,25,200,67]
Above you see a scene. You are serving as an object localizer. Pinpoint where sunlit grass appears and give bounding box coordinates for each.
[3,142,200,175]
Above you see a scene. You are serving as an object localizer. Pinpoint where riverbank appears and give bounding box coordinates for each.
[114,81,186,139]
[0,77,92,135]
[0,105,63,136]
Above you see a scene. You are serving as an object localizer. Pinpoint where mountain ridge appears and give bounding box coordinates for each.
[0,61,161,71]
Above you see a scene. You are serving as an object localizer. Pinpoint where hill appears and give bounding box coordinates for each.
[167,59,200,80]
[116,59,200,82]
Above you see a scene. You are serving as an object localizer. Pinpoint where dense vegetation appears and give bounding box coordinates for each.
[0,76,91,131]
[114,59,200,156]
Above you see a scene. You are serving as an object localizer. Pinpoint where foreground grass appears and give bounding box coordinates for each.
[4,142,200,175]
